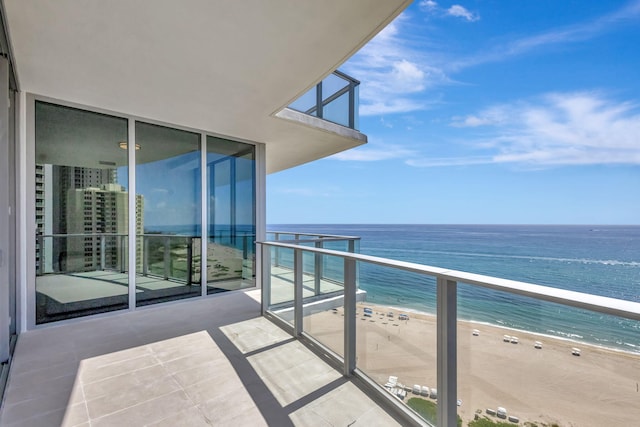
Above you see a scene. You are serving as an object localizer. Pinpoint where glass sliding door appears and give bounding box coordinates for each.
[135,122,201,306]
[206,136,255,293]
[35,102,129,323]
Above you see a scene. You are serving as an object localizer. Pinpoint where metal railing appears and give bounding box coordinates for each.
[288,70,360,130]
[257,239,640,427]
[266,231,360,298]
[35,232,256,285]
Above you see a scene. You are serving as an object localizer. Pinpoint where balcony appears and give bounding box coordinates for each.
[0,290,401,426]
[257,233,640,427]
[6,231,640,426]
[288,71,361,130]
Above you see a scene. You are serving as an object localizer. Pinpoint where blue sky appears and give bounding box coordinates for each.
[268,0,640,225]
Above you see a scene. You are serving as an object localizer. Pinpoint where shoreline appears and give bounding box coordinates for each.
[367,301,640,357]
[303,301,640,427]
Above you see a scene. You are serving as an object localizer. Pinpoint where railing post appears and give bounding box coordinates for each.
[348,81,355,129]
[37,235,44,275]
[143,236,149,276]
[437,277,457,427]
[274,233,280,268]
[120,234,126,273]
[261,244,271,315]
[343,256,357,376]
[100,235,106,270]
[348,238,355,253]
[294,247,303,337]
[91,235,97,272]
[186,238,193,285]
[164,236,170,280]
[316,80,323,119]
[314,240,323,296]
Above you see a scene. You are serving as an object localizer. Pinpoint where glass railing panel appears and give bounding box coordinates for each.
[321,73,350,98]
[355,263,439,424]
[268,246,295,327]
[302,253,345,358]
[136,234,201,306]
[322,91,350,128]
[288,88,316,113]
[457,284,640,427]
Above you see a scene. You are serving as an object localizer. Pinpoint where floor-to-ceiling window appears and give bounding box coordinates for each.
[34,102,130,323]
[32,101,257,323]
[135,122,202,306]
[207,137,255,293]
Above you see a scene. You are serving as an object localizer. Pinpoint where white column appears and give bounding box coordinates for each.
[0,56,10,360]
[127,120,136,310]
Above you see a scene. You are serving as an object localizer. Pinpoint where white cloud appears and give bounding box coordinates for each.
[451,107,508,127]
[331,143,416,162]
[419,0,438,11]
[276,187,337,197]
[455,0,640,69]
[408,92,640,167]
[343,17,449,116]
[406,156,494,167]
[420,1,479,21]
[360,99,426,116]
[447,5,479,22]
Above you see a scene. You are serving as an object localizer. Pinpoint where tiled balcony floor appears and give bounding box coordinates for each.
[0,289,400,427]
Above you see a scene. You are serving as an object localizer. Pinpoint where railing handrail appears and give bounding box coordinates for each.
[267,231,361,240]
[257,240,640,322]
[37,233,255,239]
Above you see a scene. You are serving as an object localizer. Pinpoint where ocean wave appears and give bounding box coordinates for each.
[364,247,640,267]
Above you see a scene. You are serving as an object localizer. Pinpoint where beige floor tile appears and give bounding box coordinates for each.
[82,364,173,401]
[0,291,400,427]
[85,372,180,419]
[90,390,193,427]
[80,354,160,384]
[145,406,212,427]
[60,403,90,427]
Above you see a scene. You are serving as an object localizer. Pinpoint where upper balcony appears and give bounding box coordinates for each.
[4,0,412,174]
[287,71,361,131]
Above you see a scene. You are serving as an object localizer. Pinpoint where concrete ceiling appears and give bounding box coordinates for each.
[5,0,411,173]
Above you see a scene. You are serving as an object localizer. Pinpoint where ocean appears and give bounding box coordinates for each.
[268,224,640,354]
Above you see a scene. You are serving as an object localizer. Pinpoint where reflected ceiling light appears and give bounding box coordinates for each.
[118,141,141,150]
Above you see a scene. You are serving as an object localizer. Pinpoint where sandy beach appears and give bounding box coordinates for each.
[301,302,640,426]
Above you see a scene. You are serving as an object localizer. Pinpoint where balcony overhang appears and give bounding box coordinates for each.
[3,0,411,173]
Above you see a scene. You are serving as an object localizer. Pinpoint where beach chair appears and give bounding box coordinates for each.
[385,375,398,388]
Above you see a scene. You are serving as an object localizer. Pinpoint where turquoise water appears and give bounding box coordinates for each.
[269,224,640,353]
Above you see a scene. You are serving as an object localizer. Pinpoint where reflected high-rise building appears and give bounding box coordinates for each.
[35,166,143,274]
[66,183,144,272]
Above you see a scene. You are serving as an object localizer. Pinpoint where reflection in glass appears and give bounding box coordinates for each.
[135,122,201,306]
[35,101,129,323]
[206,136,255,294]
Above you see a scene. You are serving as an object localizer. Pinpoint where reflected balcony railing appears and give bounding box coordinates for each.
[257,238,640,427]
[35,232,256,286]
[288,70,360,130]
